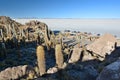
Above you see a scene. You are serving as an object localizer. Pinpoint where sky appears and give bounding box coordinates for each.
[0,0,120,18]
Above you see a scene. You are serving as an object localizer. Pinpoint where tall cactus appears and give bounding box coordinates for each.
[37,33,41,45]
[50,31,56,48]
[12,23,17,38]
[36,45,46,76]
[44,24,51,50]
[4,24,9,37]
[0,29,3,39]
[59,33,63,49]
[27,29,30,41]
[55,44,64,68]
[21,28,26,38]
[1,42,7,57]
[8,24,12,38]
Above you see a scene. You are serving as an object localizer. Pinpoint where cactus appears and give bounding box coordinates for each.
[58,33,62,43]
[36,45,46,76]
[0,29,3,39]
[50,31,56,48]
[1,42,7,57]
[8,24,12,38]
[37,33,44,45]
[44,25,51,50]
[11,23,17,38]
[37,33,41,45]
[27,29,30,41]
[21,30,26,46]
[60,35,63,49]
[47,31,56,48]
[4,24,9,37]
[55,44,64,68]
[21,28,26,39]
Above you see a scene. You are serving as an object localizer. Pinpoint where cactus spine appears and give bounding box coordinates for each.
[55,44,64,68]
[36,45,46,76]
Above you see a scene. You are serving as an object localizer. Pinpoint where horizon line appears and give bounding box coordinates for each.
[13,18,120,19]
[1,16,120,19]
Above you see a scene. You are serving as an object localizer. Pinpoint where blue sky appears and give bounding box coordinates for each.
[0,0,120,18]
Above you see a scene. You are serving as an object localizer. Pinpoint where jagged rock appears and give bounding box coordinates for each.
[68,47,82,63]
[0,65,35,80]
[86,33,117,60]
[97,60,120,80]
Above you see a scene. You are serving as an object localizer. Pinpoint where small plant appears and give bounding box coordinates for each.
[36,45,46,76]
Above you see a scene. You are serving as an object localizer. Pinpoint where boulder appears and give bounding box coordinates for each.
[86,33,117,59]
[97,60,120,80]
[68,47,82,63]
[69,46,97,63]
[63,65,98,80]
[0,65,35,80]
[81,50,97,61]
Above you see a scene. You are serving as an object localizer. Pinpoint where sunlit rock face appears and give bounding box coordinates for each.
[68,47,82,63]
[86,33,117,60]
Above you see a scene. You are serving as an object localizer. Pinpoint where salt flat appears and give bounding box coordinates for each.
[14,19,120,37]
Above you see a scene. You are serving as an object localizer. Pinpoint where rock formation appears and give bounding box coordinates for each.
[0,65,35,80]
[86,33,117,60]
[97,60,120,80]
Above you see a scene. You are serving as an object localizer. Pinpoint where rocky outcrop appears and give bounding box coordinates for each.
[0,65,35,80]
[68,46,97,63]
[97,60,120,80]
[86,33,117,60]
[68,47,82,63]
